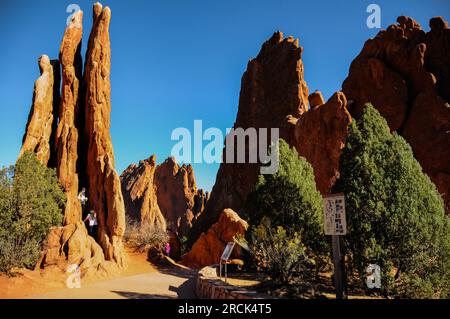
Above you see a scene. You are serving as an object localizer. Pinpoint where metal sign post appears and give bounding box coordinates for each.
[324,193,347,299]
[219,242,236,283]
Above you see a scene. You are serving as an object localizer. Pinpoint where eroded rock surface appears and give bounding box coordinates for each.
[182,208,248,268]
[288,92,352,194]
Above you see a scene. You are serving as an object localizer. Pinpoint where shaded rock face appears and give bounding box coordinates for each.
[182,209,248,268]
[20,55,59,165]
[288,92,352,194]
[188,31,310,246]
[21,4,126,275]
[120,155,166,230]
[343,16,450,213]
[120,156,207,239]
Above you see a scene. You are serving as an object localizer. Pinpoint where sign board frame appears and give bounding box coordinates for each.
[221,242,236,261]
[323,193,347,235]
[323,193,348,299]
[219,242,236,283]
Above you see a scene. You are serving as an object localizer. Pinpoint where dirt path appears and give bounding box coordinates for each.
[31,267,197,299]
[0,248,197,299]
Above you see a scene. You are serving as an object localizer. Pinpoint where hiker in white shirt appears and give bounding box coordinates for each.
[78,188,88,211]
[83,210,98,235]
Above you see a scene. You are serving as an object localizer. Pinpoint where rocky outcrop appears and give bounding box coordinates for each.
[182,209,248,268]
[120,155,207,239]
[121,155,166,230]
[288,92,352,194]
[84,3,126,267]
[188,31,310,246]
[155,157,205,237]
[20,55,59,165]
[22,4,126,275]
[343,16,450,213]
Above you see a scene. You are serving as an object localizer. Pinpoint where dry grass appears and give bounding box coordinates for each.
[124,217,168,253]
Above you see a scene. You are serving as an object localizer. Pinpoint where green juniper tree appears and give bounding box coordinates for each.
[335,103,450,298]
[0,151,65,274]
[243,139,328,282]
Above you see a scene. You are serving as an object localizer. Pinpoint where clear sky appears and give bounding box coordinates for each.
[0,0,449,191]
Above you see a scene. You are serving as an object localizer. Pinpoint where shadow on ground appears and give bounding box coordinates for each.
[111,291,175,299]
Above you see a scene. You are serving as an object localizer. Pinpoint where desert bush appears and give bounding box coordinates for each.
[0,236,40,275]
[0,152,65,274]
[244,138,328,271]
[124,216,169,253]
[249,218,315,284]
[335,103,450,298]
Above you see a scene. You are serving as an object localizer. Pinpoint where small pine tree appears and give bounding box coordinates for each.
[244,139,328,267]
[335,103,450,298]
[0,151,66,274]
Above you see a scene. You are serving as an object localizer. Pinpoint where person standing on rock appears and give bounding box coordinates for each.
[84,210,98,236]
[78,188,88,213]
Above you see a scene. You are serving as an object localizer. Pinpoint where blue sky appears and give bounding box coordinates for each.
[0,0,449,190]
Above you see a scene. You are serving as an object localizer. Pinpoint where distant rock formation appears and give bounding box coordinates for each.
[120,155,207,239]
[343,16,450,214]
[21,3,126,276]
[182,208,248,268]
[121,155,166,230]
[188,32,352,246]
[155,157,205,237]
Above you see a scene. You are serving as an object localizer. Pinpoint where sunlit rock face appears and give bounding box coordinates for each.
[21,4,127,276]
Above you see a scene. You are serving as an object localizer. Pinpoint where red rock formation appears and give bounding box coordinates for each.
[20,55,58,165]
[155,157,203,237]
[308,90,325,109]
[121,155,207,240]
[288,92,352,194]
[188,31,310,246]
[84,3,126,267]
[182,208,248,268]
[343,16,450,213]
[120,155,166,230]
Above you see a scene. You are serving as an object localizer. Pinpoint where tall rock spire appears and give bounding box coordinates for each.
[55,9,83,225]
[84,3,126,267]
[19,54,58,165]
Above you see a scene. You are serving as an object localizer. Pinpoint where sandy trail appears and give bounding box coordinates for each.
[31,267,197,299]
[0,248,196,299]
